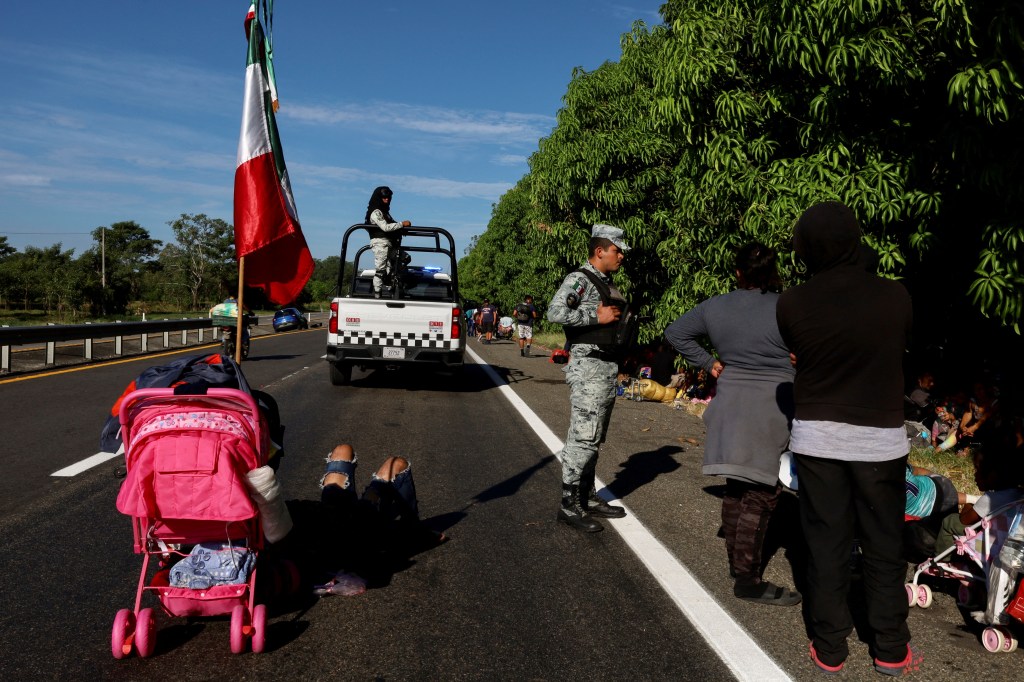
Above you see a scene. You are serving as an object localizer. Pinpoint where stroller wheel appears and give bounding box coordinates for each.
[230,604,247,654]
[983,626,1007,653]
[111,609,135,659]
[957,583,972,606]
[251,604,268,653]
[135,608,156,658]
[905,583,916,607]
[916,584,933,608]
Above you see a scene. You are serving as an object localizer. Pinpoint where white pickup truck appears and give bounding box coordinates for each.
[326,224,466,385]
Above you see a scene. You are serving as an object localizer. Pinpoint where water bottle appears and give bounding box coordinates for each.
[999,511,1024,572]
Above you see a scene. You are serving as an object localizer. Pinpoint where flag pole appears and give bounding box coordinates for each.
[235,256,246,363]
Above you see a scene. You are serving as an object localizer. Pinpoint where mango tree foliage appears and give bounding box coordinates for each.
[520,0,1023,339]
[457,178,569,321]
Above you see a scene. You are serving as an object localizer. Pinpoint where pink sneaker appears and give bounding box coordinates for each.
[873,645,922,677]
[809,642,844,675]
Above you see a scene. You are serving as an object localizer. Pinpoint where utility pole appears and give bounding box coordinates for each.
[101,226,106,289]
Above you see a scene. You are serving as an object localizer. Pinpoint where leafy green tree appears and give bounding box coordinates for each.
[0,236,15,309]
[307,255,347,305]
[459,178,568,324]
[524,0,1023,344]
[11,244,85,319]
[166,213,235,309]
[1,251,38,311]
[82,221,162,313]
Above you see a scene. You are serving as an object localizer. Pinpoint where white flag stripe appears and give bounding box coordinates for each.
[236,63,271,168]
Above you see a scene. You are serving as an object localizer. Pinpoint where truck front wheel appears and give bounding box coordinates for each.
[329,362,352,386]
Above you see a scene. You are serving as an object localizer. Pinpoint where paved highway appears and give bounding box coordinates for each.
[0,330,1014,680]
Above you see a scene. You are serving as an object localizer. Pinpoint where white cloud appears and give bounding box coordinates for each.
[291,161,511,201]
[284,101,554,146]
[2,41,238,115]
[1,174,51,187]
[492,153,527,166]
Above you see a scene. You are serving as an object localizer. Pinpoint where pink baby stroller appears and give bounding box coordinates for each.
[110,387,269,658]
[905,499,1024,653]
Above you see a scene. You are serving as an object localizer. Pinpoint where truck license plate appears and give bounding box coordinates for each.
[382,347,406,360]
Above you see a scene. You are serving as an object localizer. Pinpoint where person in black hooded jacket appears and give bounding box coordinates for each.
[776,201,918,676]
[364,186,411,298]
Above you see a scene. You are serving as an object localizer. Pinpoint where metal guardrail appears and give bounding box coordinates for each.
[0,317,258,374]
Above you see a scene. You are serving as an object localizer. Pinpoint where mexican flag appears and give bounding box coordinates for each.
[233,0,313,306]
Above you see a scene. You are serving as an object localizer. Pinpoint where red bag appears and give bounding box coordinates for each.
[550,349,570,364]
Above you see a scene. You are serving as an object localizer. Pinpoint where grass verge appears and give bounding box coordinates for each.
[909,445,978,496]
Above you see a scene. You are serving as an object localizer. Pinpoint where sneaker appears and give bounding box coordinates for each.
[520,349,525,357]
[873,645,922,677]
[809,642,844,675]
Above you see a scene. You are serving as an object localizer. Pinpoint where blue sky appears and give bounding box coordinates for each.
[0,1,664,262]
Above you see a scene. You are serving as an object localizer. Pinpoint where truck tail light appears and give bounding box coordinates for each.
[451,306,461,340]
[329,301,339,334]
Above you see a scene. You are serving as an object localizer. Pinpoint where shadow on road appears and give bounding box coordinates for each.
[347,363,494,393]
[608,445,684,499]
[429,455,558,536]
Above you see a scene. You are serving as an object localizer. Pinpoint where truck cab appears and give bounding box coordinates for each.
[326,224,465,385]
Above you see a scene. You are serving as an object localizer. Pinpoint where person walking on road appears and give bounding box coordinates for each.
[364,186,411,299]
[776,201,917,676]
[665,242,800,606]
[478,299,498,344]
[514,295,539,357]
[547,224,635,532]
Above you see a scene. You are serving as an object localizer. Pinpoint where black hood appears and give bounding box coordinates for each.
[792,201,863,274]
[365,186,394,223]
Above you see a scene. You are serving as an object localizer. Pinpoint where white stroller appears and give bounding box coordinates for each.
[906,500,1024,653]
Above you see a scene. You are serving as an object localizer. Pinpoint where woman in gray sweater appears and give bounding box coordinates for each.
[665,242,798,605]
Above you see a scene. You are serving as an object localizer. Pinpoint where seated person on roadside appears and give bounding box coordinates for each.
[959,380,1001,449]
[903,463,971,561]
[684,368,715,401]
[648,341,681,387]
[904,372,936,445]
[935,435,1024,555]
[906,463,966,521]
[931,402,960,447]
[904,371,936,426]
[256,444,446,599]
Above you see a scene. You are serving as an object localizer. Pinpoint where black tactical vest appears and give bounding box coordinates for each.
[563,268,638,351]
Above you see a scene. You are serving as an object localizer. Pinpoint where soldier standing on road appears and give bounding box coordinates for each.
[547,224,634,533]
[364,186,411,299]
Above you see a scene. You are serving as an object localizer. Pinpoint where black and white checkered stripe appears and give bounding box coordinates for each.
[339,330,449,348]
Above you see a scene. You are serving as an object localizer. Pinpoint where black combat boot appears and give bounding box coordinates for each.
[558,483,603,533]
[579,472,626,519]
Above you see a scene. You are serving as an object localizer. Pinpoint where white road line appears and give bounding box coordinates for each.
[466,347,791,682]
[52,451,120,477]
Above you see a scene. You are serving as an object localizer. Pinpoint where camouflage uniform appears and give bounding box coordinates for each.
[368,208,403,294]
[547,262,620,486]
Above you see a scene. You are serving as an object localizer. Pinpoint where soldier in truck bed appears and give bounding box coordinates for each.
[364,186,411,298]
